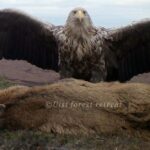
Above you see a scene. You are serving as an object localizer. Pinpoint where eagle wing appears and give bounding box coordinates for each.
[0,9,61,71]
[105,20,150,81]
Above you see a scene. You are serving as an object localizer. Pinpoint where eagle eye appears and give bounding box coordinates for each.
[83,10,86,14]
[73,10,77,14]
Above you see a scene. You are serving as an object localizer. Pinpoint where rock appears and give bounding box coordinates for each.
[0,79,149,138]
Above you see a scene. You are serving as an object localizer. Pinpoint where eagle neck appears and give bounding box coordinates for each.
[64,25,93,61]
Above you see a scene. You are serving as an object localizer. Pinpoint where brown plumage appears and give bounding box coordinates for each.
[0,8,150,82]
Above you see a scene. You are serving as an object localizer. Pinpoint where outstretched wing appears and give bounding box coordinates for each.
[105,20,150,81]
[0,9,59,71]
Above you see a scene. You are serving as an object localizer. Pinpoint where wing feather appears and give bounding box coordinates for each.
[106,20,150,81]
[0,9,59,71]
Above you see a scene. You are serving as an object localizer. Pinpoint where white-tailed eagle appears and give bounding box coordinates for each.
[0,8,150,82]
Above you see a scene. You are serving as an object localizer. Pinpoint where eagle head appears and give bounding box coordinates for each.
[65,8,94,38]
[63,8,95,61]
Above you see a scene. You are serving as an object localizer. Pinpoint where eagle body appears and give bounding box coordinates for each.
[55,26,107,82]
[0,8,150,82]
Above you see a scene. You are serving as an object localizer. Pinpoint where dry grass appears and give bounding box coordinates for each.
[0,79,149,138]
[0,78,150,149]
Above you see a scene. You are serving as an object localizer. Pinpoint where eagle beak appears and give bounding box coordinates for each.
[76,10,84,22]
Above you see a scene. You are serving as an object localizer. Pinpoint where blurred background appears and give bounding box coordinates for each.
[0,0,150,28]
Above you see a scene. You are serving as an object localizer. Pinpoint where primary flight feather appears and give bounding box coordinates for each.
[0,8,150,82]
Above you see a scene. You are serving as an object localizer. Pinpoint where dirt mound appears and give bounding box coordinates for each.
[0,79,149,138]
[0,59,60,86]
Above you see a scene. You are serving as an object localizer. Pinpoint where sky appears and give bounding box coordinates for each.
[0,0,150,28]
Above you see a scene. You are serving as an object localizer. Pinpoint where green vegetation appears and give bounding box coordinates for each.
[0,77,14,89]
[0,130,150,150]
